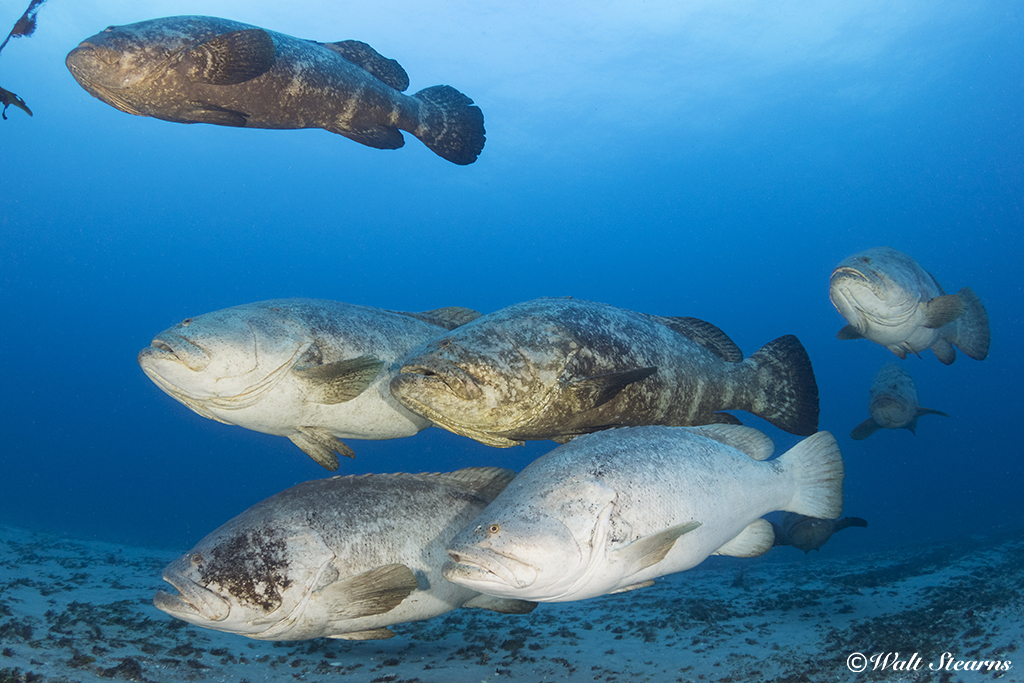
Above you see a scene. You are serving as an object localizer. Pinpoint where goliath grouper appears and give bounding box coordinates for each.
[849,363,948,440]
[391,297,820,447]
[65,15,485,164]
[829,246,990,364]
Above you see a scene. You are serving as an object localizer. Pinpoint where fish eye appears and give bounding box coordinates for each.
[181,318,193,326]
[439,339,451,348]
[190,553,203,565]
[487,524,500,534]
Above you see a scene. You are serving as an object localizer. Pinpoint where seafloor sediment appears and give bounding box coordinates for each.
[0,523,1019,683]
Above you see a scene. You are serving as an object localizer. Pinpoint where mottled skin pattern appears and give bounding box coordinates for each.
[65,16,484,163]
[443,425,844,602]
[829,246,990,364]
[391,297,819,446]
[154,469,533,640]
[772,512,868,553]
[138,298,477,468]
[849,363,948,439]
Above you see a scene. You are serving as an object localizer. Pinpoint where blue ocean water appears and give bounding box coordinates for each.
[1,0,1020,566]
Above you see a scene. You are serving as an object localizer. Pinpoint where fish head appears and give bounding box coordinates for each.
[829,248,922,339]
[154,516,337,639]
[66,17,216,111]
[443,479,618,602]
[137,302,315,419]
[391,316,578,445]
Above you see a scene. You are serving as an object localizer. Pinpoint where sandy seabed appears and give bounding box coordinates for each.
[0,523,1020,683]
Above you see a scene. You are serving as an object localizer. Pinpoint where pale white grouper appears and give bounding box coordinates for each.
[138,298,478,469]
[154,468,535,640]
[443,424,844,603]
[849,363,948,440]
[829,246,990,364]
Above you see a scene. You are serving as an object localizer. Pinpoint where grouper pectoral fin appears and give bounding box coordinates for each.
[613,521,701,575]
[288,426,355,471]
[836,324,863,340]
[184,28,276,85]
[174,104,248,127]
[850,417,883,441]
[329,627,395,640]
[293,355,385,404]
[321,40,410,91]
[319,563,418,623]
[561,367,657,412]
[462,594,537,614]
[714,519,774,558]
[923,294,965,329]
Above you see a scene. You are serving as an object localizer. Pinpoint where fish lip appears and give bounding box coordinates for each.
[155,571,231,622]
[138,334,211,372]
[443,549,537,590]
[396,360,482,401]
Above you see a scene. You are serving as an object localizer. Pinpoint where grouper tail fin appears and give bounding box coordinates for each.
[742,334,820,436]
[412,85,485,165]
[948,286,990,361]
[779,431,844,520]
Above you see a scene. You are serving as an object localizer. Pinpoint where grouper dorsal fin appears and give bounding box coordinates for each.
[321,40,410,91]
[561,367,657,412]
[185,29,276,85]
[392,306,482,330]
[654,316,744,362]
[685,424,774,460]
[428,466,518,501]
[293,355,385,404]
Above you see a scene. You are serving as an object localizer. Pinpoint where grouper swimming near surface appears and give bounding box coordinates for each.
[154,468,535,640]
[65,15,486,164]
[829,246,990,364]
[390,297,820,447]
[137,299,479,470]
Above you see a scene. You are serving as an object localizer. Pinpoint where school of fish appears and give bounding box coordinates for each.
[61,10,990,645]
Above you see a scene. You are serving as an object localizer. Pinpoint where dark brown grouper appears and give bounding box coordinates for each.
[390,297,820,447]
[771,512,868,553]
[65,16,485,164]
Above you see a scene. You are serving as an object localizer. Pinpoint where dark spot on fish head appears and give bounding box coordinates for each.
[195,528,293,613]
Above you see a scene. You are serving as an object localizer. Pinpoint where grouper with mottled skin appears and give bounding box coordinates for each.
[829,246,990,364]
[154,468,535,640]
[390,297,820,447]
[849,363,948,440]
[138,298,479,470]
[443,425,844,602]
[65,15,486,164]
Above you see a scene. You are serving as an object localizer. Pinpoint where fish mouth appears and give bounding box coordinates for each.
[396,360,482,401]
[443,549,538,591]
[154,571,230,623]
[139,334,211,372]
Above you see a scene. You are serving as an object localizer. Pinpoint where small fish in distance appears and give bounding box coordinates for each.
[66,15,485,164]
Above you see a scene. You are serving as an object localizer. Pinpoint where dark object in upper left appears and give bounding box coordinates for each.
[65,15,486,164]
[0,0,47,119]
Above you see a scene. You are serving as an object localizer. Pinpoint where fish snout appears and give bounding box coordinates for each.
[139,335,211,372]
[398,359,482,401]
[443,548,537,590]
[154,570,231,622]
